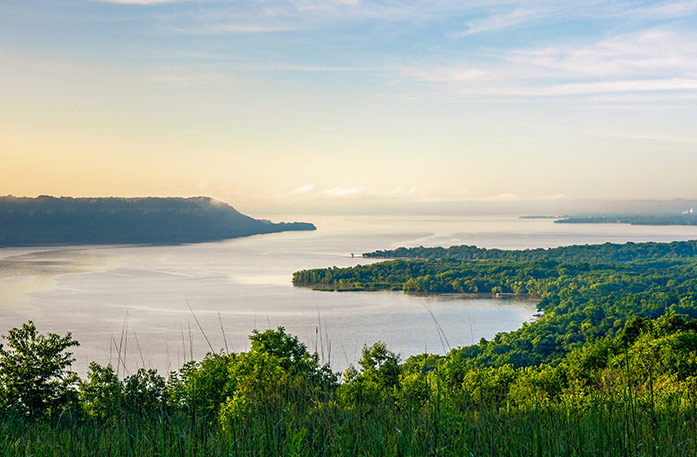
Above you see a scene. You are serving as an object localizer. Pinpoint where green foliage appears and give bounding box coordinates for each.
[0,321,79,418]
[166,352,235,420]
[294,239,697,368]
[79,363,167,419]
[339,342,401,407]
[1,316,697,455]
[79,362,122,420]
[218,327,336,426]
[122,368,166,414]
[361,239,697,262]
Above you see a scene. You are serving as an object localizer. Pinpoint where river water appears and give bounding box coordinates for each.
[2,215,697,376]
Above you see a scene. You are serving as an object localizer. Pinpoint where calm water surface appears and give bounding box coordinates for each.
[2,215,697,375]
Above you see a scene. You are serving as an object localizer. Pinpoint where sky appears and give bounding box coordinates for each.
[1,0,696,214]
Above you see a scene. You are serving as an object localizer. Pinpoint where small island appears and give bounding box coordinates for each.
[0,195,315,246]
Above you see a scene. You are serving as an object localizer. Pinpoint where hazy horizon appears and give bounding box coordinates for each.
[2,1,696,209]
[5,193,697,218]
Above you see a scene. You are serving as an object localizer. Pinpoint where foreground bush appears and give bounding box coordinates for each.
[0,318,696,455]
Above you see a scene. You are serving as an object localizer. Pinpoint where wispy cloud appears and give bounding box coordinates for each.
[537,193,569,200]
[293,184,315,194]
[587,92,697,103]
[144,66,226,86]
[399,28,697,98]
[98,0,185,4]
[265,64,374,72]
[400,63,493,83]
[321,187,364,198]
[150,1,559,35]
[206,24,287,33]
[526,78,697,96]
[599,132,697,145]
[456,8,537,36]
[450,1,691,38]
[278,185,435,202]
[479,193,520,202]
[626,0,697,19]
[96,0,697,36]
[508,29,697,79]
[163,22,299,34]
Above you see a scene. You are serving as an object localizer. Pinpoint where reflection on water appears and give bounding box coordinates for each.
[0,275,57,307]
[1,215,697,375]
[0,248,112,280]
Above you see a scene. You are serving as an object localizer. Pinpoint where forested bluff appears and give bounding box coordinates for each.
[0,195,315,246]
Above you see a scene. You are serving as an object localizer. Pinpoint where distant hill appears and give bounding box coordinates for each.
[0,196,315,246]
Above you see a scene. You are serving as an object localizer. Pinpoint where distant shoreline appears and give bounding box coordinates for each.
[517,213,697,226]
[555,214,697,226]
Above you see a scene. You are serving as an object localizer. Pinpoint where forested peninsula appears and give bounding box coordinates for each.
[0,196,315,246]
[293,240,697,367]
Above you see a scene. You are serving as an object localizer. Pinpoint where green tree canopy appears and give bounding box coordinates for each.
[0,321,79,418]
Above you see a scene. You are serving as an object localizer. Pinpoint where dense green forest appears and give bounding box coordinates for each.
[362,239,697,262]
[295,240,697,367]
[1,317,696,456]
[0,196,315,246]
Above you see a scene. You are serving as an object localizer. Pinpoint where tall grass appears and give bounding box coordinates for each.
[1,396,695,456]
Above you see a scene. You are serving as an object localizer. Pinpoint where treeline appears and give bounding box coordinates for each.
[295,240,697,367]
[1,317,696,456]
[0,195,315,246]
[556,214,697,226]
[363,239,697,262]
